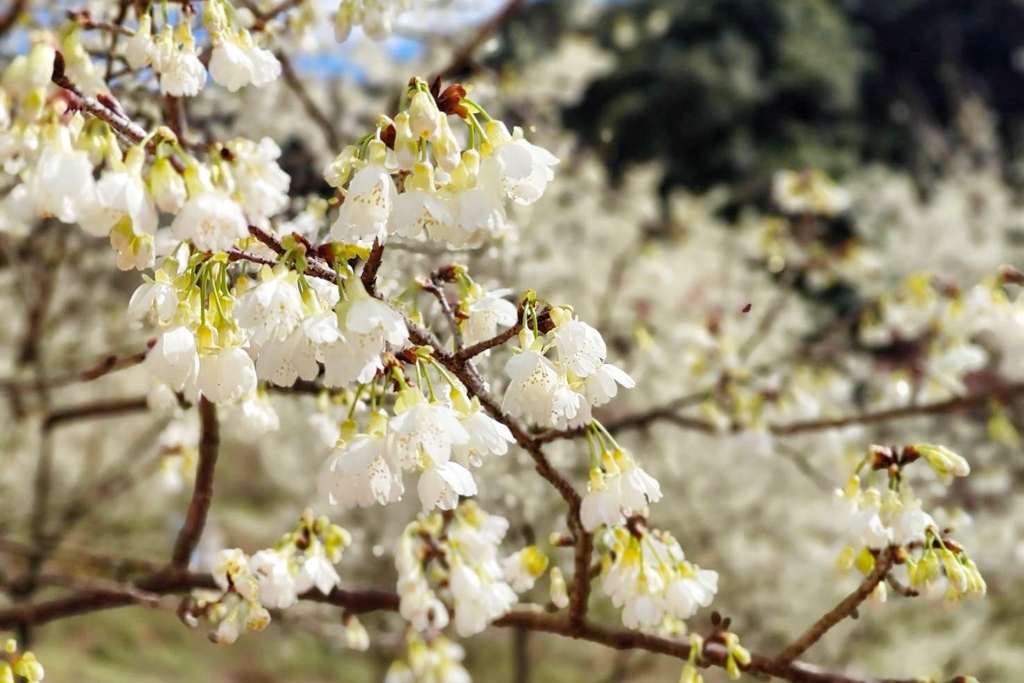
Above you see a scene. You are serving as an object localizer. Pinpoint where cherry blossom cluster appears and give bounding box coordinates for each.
[325,77,557,248]
[384,631,471,683]
[597,524,719,631]
[836,444,986,602]
[126,1,281,96]
[0,640,44,683]
[503,306,634,429]
[318,363,515,512]
[335,0,416,42]
[395,501,526,637]
[184,510,350,643]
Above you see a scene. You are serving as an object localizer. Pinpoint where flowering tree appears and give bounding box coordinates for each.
[0,1,1016,682]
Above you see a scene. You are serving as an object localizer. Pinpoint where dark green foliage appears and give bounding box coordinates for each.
[495,0,1024,191]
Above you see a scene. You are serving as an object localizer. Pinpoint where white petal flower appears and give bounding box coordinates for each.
[128,280,178,324]
[417,460,476,511]
[892,507,935,547]
[581,487,626,532]
[554,318,607,377]
[234,268,305,346]
[196,346,257,403]
[583,363,635,407]
[330,164,396,244]
[502,350,560,425]
[78,163,158,238]
[451,401,514,468]
[463,288,517,349]
[249,549,298,609]
[295,555,341,596]
[171,191,249,253]
[665,570,719,619]
[319,433,404,508]
[30,139,94,223]
[389,399,470,470]
[485,121,558,205]
[146,326,199,391]
[232,394,280,437]
[160,51,207,97]
[209,41,253,92]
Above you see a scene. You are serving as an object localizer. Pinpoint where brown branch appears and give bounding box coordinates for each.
[170,398,219,568]
[243,225,340,282]
[42,396,149,432]
[51,52,188,172]
[401,312,593,625]
[0,0,26,36]
[0,350,148,394]
[0,540,162,578]
[769,383,1024,434]
[456,320,522,361]
[774,548,896,666]
[0,569,941,683]
[361,239,385,294]
[539,381,1024,444]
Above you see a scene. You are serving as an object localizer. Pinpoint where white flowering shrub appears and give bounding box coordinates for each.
[0,1,1019,682]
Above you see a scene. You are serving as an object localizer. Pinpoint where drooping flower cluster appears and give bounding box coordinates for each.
[395,501,519,637]
[335,0,415,42]
[318,363,513,512]
[836,444,985,602]
[125,13,207,97]
[597,524,719,631]
[185,510,350,643]
[204,0,282,92]
[325,78,557,248]
[127,3,281,96]
[581,442,663,532]
[503,305,634,429]
[384,631,471,683]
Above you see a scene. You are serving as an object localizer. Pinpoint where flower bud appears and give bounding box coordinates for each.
[549,566,569,609]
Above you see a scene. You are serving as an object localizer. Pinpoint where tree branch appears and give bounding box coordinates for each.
[0,566,943,683]
[170,398,219,568]
[0,350,148,394]
[774,548,896,666]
